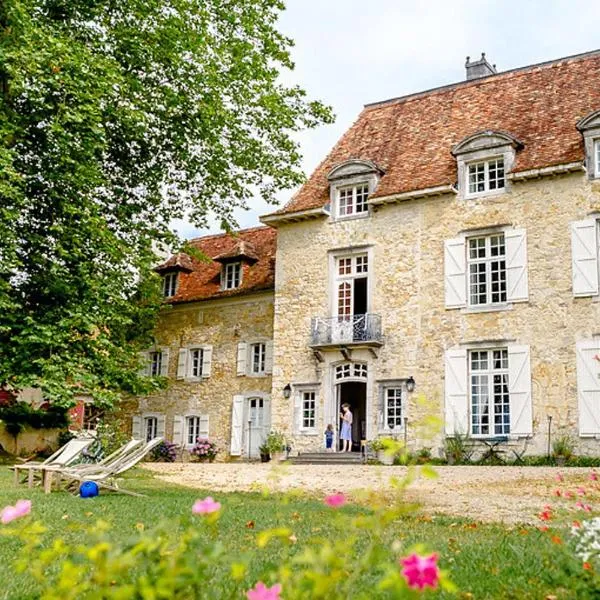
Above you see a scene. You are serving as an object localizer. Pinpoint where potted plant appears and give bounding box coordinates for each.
[265,430,286,462]
[552,435,574,466]
[190,438,218,462]
[370,437,396,465]
[444,433,469,465]
[259,442,271,463]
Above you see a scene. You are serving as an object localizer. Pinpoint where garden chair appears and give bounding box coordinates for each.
[10,437,95,488]
[44,437,164,496]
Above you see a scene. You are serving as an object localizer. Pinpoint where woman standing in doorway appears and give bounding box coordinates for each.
[340,403,353,452]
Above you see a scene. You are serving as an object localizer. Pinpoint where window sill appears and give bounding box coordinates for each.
[464,189,508,201]
[461,303,513,314]
[298,429,319,436]
[246,373,269,378]
[331,213,370,223]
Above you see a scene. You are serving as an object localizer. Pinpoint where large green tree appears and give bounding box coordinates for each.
[0,0,333,407]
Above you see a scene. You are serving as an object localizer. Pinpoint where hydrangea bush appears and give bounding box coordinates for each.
[191,438,218,462]
[150,440,179,462]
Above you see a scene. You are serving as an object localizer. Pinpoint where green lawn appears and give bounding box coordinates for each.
[0,467,592,599]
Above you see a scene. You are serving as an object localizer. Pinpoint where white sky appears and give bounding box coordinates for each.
[174,0,600,239]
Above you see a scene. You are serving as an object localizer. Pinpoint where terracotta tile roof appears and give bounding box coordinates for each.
[155,252,194,273]
[213,239,259,263]
[276,49,600,215]
[164,226,276,304]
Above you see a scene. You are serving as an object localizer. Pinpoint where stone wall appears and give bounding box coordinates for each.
[271,172,600,456]
[122,291,274,460]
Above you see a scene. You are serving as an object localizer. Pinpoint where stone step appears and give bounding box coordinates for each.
[290,452,364,465]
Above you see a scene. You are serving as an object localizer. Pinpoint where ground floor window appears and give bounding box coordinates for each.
[469,348,510,436]
[302,391,316,429]
[144,416,158,442]
[186,416,202,445]
[385,387,403,430]
[248,397,265,427]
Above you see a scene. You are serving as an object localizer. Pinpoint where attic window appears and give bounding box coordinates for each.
[576,110,600,179]
[467,158,505,196]
[338,184,369,218]
[223,262,241,290]
[163,272,178,297]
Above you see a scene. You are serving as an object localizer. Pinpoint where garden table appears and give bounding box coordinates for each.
[478,436,509,464]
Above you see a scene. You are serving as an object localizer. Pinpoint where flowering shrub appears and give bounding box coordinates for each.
[1,464,455,598]
[150,439,178,462]
[190,438,218,462]
[572,517,600,564]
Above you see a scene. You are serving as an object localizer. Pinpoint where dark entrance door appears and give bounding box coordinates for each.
[337,381,366,452]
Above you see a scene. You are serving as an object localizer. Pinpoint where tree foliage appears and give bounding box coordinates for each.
[0,0,333,406]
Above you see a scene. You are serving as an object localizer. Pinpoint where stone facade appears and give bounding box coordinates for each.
[124,291,274,460]
[269,173,600,457]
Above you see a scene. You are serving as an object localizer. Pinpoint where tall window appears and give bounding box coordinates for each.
[596,140,600,176]
[144,416,158,442]
[336,254,368,317]
[337,184,369,218]
[470,349,510,436]
[223,262,241,290]
[250,343,266,375]
[163,272,178,297]
[385,388,403,430]
[190,348,204,378]
[248,397,264,427]
[186,416,202,445]
[302,391,316,429]
[149,351,163,376]
[467,234,506,306]
[467,158,505,195]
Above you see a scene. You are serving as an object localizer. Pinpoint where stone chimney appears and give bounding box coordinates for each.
[465,53,497,80]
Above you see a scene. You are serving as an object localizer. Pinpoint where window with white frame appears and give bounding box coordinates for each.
[301,391,316,429]
[190,348,204,378]
[469,349,510,436]
[467,158,505,196]
[385,387,403,430]
[467,234,507,306]
[595,140,600,176]
[250,342,266,375]
[186,416,202,445]
[149,351,163,376]
[223,262,241,290]
[335,362,367,381]
[163,272,178,297]
[144,416,158,442]
[335,254,368,318]
[337,184,369,218]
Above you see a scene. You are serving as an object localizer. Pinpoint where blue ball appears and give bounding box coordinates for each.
[79,481,99,498]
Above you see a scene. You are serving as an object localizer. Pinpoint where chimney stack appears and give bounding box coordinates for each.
[465,53,497,80]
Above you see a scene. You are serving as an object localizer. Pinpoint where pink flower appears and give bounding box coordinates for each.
[1,500,31,524]
[324,493,346,508]
[590,472,598,481]
[577,487,586,496]
[555,473,564,483]
[246,582,282,600]
[400,553,440,590]
[192,497,221,515]
[575,502,592,512]
[554,489,562,497]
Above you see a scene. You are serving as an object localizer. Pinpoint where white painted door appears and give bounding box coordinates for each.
[246,397,268,458]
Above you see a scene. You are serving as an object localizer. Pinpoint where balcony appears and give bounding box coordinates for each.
[310,314,383,350]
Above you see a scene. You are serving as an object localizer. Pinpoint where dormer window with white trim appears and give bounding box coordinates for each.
[337,184,369,218]
[467,158,505,196]
[452,130,522,199]
[577,110,600,179]
[327,159,383,222]
[223,261,241,290]
[163,272,178,297]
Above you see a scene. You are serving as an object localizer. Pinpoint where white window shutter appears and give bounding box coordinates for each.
[505,229,529,303]
[230,395,245,455]
[265,341,274,374]
[237,342,247,376]
[176,349,187,379]
[444,348,468,435]
[160,349,170,377]
[202,346,212,378]
[199,414,210,439]
[156,414,166,439]
[508,345,533,436]
[571,219,599,297]
[444,238,467,308]
[138,352,149,377]
[172,415,184,446]
[576,340,600,436]
[132,415,142,440]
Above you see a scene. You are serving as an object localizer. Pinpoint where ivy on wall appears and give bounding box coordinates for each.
[0,402,69,436]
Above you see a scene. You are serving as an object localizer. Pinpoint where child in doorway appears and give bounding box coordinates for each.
[325,424,334,452]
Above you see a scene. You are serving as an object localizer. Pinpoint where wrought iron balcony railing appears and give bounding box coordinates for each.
[310,314,383,347]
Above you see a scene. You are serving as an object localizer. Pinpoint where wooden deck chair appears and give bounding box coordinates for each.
[45,437,164,496]
[10,437,94,487]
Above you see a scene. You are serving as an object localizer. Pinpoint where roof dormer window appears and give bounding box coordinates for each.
[577,110,600,179]
[163,272,178,297]
[453,131,522,199]
[337,183,369,218]
[223,261,241,290]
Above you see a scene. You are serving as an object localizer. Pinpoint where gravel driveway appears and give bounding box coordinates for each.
[142,463,595,523]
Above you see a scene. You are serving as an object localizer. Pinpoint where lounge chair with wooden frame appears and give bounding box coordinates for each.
[44,437,164,496]
[10,437,95,487]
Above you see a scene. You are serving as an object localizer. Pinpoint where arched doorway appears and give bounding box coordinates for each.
[334,362,367,452]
